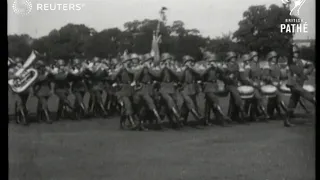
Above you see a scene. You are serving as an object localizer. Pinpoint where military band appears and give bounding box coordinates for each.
[8,45,316,130]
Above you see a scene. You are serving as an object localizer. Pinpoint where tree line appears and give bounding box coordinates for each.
[8,4,315,62]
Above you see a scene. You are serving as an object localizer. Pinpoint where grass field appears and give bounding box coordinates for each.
[9,78,315,180]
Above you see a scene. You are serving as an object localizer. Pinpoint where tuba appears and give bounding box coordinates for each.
[8,51,39,93]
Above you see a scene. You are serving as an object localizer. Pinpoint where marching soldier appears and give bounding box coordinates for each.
[240,53,269,121]
[8,57,29,125]
[201,53,231,126]
[89,57,109,117]
[157,53,183,127]
[221,52,248,124]
[69,58,88,119]
[33,60,53,123]
[51,59,75,121]
[132,53,164,129]
[261,51,289,119]
[12,57,30,125]
[110,53,137,130]
[285,45,316,127]
[179,55,206,126]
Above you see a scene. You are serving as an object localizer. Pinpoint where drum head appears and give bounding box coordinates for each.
[303,84,315,93]
[237,86,254,94]
[261,85,277,94]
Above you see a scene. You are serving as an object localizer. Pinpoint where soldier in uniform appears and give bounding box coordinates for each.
[285,45,316,127]
[240,53,269,121]
[157,53,183,127]
[12,57,30,125]
[51,59,75,121]
[201,53,231,126]
[8,58,29,125]
[261,51,289,119]
[179,55,206,126]
[69,58,89,119]
[221,52,248,124]
[132,53,164,129]
[33,60,53,123]
[110,54,137,130]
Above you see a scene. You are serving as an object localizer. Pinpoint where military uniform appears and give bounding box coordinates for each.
[239,53,269,120]
[33,61,52,123]
[221,52,247,123]
[261,51,288,118]
[179,55,205,125]
[201,53,230,125]
[157,53,182,125]
[8,61,29,125]
[51,60,74,120]
[286,46,315,127]
[111,55,137,129]
[133,53,163,128]
[69,59,88,119]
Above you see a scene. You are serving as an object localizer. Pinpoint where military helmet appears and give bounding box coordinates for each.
[142,53,154,64]
[36,60,45,67]
[92,57,100,63]
[161,53,172,62]
[242,54,251,62]
[182,55,195,64]
[15,57,23,63]
[57,59,65,66]
[130,53,139,60]
[249,51,258,59]
[73,58,81,65]
[266,51,278,61]
[226,51,237,61]
[292,44,299,53]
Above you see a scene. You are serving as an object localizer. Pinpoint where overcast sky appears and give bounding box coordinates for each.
[8,0,315,39]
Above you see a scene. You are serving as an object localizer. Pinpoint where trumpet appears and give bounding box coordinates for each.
[8,51,39,93]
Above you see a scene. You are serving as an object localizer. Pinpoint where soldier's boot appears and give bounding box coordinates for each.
[128,115,137,130]
[239,108,249,125]
[98,102,108,117]
[259,106,270,122]
[284,111,295,127]
[190,108,206,125]
[274,105,283,119]
[152,108,165,129]
[299,99,311,114]
[138,119,148,131]
[171,107,183,125]
[43,109,52,124]
[215,105,232,124]
[36,107,42,123]
[19,109,28,126]
[80,102,88,117]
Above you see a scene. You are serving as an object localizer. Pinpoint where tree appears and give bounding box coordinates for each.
[233,4,300,56]
[8,34,33,58]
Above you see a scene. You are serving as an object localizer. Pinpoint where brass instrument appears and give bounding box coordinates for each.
[8,51,39,93]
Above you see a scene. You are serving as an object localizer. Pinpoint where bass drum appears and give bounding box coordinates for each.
[303,84,315,94]
[260,85,277,98]
[278,81,291,96]
[214,80,229,97]
[237,85,254,99]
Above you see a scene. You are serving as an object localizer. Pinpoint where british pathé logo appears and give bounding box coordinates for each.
[280,0,308,33]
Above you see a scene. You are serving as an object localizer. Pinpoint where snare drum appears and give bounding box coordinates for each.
[279,83,291,96]
[261,85,277,98]
[237,85,254,99]
[303,84,315,94]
